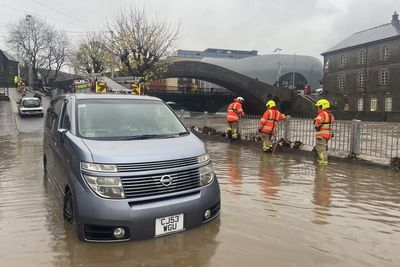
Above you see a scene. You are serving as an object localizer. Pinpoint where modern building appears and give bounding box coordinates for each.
[155,48,322,93]
[172,48,258,59]
[321,12,400,112]
[0,49,19,87]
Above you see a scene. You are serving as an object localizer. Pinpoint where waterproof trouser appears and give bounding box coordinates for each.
[316,137,328,163]
[261,133,273,152]
[227,121,238,139]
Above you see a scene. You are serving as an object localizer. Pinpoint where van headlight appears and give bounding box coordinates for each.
[199,164,215,186]
[198,153,210,163]
[81,162,117,172]
[83,175,125,199]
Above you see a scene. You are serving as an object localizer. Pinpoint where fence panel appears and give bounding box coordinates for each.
[181,111,400,162]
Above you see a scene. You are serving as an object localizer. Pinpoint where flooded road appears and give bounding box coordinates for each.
[0,133,399,266]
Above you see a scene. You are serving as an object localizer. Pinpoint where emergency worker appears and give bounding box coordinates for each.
[14,75,19,87]
[226,97,245,140]
[258,100,285,152]
[314,99,334,164]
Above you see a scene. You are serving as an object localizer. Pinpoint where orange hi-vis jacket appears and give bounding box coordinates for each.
[258,108,285,135]
[314,109,334,140]
[226,100,244,122]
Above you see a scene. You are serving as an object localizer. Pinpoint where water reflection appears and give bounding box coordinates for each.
[225,146,242,195]
[258,155,280,200]
[58,219,220,267]
[311,166,332,225]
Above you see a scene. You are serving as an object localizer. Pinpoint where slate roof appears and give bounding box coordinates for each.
[0,49,18,62]
[322,21,400,55]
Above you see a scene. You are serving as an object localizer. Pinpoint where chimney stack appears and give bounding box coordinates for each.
[392,11,399,24]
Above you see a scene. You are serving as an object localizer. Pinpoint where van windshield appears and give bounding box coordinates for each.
[77,99,188,140]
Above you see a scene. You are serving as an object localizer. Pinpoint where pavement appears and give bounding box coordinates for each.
[1,87,50,135]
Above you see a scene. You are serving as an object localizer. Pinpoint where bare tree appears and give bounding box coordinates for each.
[38,30,71,85]
[70,33,112,75]
[107,6,180,80]
[7,16,53,81]
[7,16,70,85]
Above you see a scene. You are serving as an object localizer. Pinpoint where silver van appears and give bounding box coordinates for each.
[43,94,220,242]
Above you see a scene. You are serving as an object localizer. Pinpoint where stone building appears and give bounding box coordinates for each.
[321,12,400,112]
[0,49,19,87]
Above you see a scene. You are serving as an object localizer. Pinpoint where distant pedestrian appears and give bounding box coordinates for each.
[33,93,42,103]
[226,97,245,140]
[314,99,334,164]
[258,100,285,152]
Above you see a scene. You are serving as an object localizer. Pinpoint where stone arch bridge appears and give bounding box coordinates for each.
[152,60,314,116]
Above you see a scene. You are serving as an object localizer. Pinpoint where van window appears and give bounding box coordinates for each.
[60,101,72,130]
[76,99,188,140]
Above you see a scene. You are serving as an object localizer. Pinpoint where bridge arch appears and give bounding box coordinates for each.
[156,60,294,114]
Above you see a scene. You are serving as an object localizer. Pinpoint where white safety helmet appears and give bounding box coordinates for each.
[236,97,244,103]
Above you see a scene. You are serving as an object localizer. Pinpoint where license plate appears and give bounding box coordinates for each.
[155,214,184,236]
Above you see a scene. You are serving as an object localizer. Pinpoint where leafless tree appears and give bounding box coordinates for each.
[107,6,180,80]
[7,16,52,81]
[70,33,112,75]
[7,16,70,85]
[38,30,71,85]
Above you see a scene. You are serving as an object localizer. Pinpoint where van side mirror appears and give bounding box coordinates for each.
[57,128,68,143]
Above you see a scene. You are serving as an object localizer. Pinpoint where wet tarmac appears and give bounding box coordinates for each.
[0,129,399,266]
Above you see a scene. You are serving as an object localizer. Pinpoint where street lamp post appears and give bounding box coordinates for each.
[273,48,282,86]
[26,14,33,90]
[292,52,296,89]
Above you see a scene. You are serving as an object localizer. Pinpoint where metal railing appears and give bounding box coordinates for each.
[181,112,400,161]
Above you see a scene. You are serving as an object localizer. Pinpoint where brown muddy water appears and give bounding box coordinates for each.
[0,135,399,267]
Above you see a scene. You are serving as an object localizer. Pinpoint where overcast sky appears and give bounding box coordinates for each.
[0,0,399,62]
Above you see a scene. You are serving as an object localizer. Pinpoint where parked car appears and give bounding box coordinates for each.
[43,94,220,242]
[41,86,53,96]
[17,97,43,117]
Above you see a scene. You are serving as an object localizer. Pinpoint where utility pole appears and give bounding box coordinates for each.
[110,30,115,79]
[26,14,33,90]
[292,52,296,89]
[273,48,282,86]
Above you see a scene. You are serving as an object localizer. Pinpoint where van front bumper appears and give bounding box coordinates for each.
[73,178,220,242]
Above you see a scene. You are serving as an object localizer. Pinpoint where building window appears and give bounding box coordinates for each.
[385,97,392,112]
[382,46,390,61]
[380,69,389,85]
[357,98,364,111]
[338,74,345,89]
[359,50,366,65]
[357,71,365,88]
[370,98,378,112]
[340,55,346,68]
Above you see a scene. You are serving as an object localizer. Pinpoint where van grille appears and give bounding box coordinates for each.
[121,168,200,198]
[117,157,199,172]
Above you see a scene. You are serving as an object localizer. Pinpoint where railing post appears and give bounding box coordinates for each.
[350,119,362,156]
[203,111,208,127]
[284,115,291,141]
[180,109,184,123]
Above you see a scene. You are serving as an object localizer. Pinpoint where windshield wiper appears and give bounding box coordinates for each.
[120,134,172,140]
[121,132,188,140]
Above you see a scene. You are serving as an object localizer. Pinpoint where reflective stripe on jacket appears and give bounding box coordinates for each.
[314,110,334,140]
[226,101,244,122]
[258,108,285,135]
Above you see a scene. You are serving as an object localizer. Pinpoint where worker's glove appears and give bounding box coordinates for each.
[258,129,262,133]
[315,125,322,131]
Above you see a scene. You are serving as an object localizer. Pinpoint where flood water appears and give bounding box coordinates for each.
[0,135,399,267]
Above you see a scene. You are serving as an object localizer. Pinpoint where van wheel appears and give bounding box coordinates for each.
[63,190,74,222]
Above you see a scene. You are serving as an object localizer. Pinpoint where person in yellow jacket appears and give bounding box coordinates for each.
[14,75,19,87]
[314,99,334,164]
[258,100,285,152]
